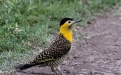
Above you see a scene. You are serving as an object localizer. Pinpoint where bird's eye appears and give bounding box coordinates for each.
[68,21,71,24]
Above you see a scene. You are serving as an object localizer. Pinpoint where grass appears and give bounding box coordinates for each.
[0,0,121,71]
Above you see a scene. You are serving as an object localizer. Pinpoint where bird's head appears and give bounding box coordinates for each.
[59,18,82,31]
[59,18,82,42]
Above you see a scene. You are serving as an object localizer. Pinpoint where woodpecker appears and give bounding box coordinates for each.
[15,18,82,75]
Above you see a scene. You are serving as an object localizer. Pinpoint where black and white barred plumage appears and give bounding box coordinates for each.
[15,34,71,71]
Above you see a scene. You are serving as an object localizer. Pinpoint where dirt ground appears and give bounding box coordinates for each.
[7,8,121,75]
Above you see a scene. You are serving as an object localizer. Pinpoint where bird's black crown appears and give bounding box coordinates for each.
[60,18,73,26]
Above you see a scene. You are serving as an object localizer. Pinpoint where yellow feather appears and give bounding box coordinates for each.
[59,22,72,43]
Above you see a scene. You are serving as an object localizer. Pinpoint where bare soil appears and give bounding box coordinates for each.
[8,8,121,75]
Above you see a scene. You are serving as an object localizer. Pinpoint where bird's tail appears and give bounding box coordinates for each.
[15,63,37,70]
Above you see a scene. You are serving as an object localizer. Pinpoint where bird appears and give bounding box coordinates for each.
[15,18,82,75]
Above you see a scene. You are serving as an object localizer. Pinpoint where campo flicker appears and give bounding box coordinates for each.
[15,18,82,75]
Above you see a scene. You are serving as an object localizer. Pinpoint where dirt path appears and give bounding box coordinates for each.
[8,8,121,75]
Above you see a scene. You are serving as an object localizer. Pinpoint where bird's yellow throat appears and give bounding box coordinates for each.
[59,23,72,43]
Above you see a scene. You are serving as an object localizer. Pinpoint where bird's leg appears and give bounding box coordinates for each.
[51,67,54,72]
[55,66,66,75]
[51,67,60,75]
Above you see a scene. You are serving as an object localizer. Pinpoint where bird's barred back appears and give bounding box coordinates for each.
[31,34,71,66]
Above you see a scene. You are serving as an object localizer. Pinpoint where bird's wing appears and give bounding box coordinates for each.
[31,43,71,64]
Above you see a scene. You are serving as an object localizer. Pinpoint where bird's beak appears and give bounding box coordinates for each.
[73,20,82,24]
[68,19,82,29]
